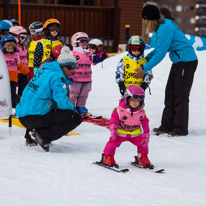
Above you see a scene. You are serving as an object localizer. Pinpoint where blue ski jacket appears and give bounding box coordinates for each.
[16,61,74,117]
[143,18,197,72]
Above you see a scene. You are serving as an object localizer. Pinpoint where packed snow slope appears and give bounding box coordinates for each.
[0,50,206,206]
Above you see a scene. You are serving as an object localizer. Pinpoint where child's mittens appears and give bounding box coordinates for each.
[140,133,150,148]
[34,67,39,75]
[109,124,118,141]
[110,130,118,141]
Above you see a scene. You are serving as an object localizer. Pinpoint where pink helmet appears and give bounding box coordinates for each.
[9,26,27,43]
[71,32,89,47]
[124,85,145,106]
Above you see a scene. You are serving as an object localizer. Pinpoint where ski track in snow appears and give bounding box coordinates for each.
[0,51,206,206]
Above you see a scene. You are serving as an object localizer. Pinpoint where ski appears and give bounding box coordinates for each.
[130,161,165,173]
[82,112,102,119]
[93,161,129,173]
[83,117,109,128]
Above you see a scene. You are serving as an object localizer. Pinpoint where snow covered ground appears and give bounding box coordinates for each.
[0,50,206,206]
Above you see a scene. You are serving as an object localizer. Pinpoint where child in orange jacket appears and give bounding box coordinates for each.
[0,36,29,109]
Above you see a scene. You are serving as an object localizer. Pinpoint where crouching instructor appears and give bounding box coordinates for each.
[135,5,198,136]
[16,46,82,151]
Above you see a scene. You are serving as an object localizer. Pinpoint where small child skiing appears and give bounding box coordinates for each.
[33,18,63,75]
[69,32,93,116]
[0,36,29,112]
[100,85,153,169]
[27,21,44,81]
[9,26,29,101]
[116,35,153,96]
[88,38,109,65]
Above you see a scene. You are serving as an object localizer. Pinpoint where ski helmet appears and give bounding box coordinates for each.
[11,19,20,26]
[2,20,13,27]
[0,21,11,36]
[29,21,43,36]
[51,44,63,60]
[88,38,103,46]
[0,35,17,53]
[88,38,104,54]
[43,18,60,37]
[71,32,89,47]
[127,35,145,57]
[124,85,145,106]
[9,26,27,44]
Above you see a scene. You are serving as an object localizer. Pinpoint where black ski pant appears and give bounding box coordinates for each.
[19,109,82,143]
[18,73,28,97]
[159,60,198,135]
[10,81,18,108]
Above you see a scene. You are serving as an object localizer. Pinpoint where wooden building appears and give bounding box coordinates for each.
[0,0,145,52]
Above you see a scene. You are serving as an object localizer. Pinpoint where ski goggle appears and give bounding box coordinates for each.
[19,34,27,41]
[89,44,103,51]
[128,45,144,53]
[77,38,89,44]
[66,65,75,70]
[132,94,145,101]
[30,28,43,34]
[49,26,59,32]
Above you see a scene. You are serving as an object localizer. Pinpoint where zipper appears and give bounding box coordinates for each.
[47,100,52,110]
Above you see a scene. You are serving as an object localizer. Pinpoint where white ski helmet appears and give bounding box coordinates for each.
[88,38,103,46]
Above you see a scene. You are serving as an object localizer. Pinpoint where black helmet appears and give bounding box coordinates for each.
[127,35,145,57]
[29,21,43,36]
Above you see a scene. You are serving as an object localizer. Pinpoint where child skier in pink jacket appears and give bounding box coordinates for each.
[69,32,93,116]
[100,85,153,169]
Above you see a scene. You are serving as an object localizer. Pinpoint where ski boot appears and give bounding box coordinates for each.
[153,127,171,135]
[76,107,88,115]
[101,153,119,168]
[26,138,37,147]
[135,154,154,169]
[29,129,50,152]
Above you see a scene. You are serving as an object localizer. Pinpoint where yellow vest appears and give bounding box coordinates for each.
[123,56,147,88]
[40,39,62,63]
[28,41,38,67]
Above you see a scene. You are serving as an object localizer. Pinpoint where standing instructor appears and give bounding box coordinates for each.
[135,5,198,136]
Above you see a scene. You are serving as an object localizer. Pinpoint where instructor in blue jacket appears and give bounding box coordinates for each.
[16,46,82,151]
[135,5,198,136]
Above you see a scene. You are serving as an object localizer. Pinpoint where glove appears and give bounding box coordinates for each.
[141,82,149,91]
[34,67,39,75]
[118,82,125,96]
[101,52,107,61]
[109,124,118,141]
[140,133,150,148]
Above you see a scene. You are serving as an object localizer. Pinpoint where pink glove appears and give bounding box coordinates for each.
[110,130,118,141]
[140,133,150,148]
[109,124,118,141]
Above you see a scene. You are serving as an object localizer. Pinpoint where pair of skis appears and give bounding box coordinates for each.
[93,161,165,173]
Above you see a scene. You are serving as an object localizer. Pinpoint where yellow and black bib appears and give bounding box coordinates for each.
[28,41,38,67]
[40,39,62,63]
[123,56,146,88]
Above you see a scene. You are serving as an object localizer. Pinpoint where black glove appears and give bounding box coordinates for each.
[118,82,125,96]
[101,52,107,61]
[141,82,149,91]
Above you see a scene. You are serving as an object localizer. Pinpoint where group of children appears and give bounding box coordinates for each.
[0,18,154,169]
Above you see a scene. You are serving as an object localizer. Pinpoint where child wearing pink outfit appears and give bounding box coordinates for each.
[69,32,93,115]
[101,85,153,169]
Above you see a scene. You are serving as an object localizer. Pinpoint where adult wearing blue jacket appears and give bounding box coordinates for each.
[135,5,198,136]
[16,46,82,151]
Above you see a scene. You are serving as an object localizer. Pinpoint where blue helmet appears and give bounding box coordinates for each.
[11,19,20,26]
[0,20,11,32]
[0,35,17,53]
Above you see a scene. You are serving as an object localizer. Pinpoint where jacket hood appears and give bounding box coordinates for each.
[42,61,72,85]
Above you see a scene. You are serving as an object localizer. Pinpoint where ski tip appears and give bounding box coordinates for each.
[154,169,165,173]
